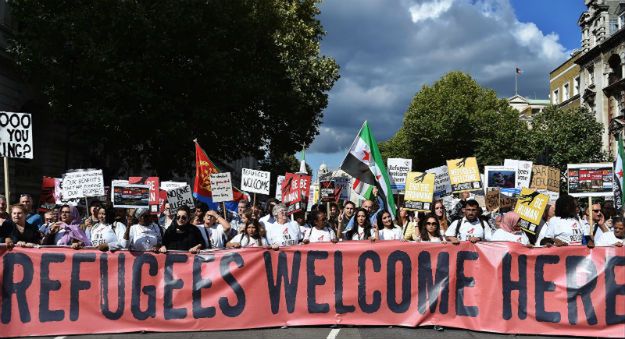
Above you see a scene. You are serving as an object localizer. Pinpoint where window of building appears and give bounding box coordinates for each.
[563,83,570,101]
[574,76,580,96]
[620,12,625,29]
[552,89,559,104]
[588,66,594,86]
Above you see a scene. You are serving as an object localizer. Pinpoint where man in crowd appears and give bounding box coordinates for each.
[445,199,488,244]
[19,194,43,229]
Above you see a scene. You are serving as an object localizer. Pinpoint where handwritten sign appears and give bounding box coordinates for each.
[166,185,195,211]
[446,157,482,193]
[0,111,33,159]
[241,168,271,195]
[210,172,233,203]
[160,181,187,192]
[404,172,435,211]
[530,165,560,192]
[61,169,105,199]
[387,158,412,193]
[485,188,500,212]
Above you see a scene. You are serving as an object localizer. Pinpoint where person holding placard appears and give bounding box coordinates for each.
[445,200,485,244]
[377,210,403,240]
[344,208,377,241]
[302,210,337,244]
[90,206,127,251]
[417,214,446,243]
[1,204,42,249]
[227,219,269,248]
[595,217,624,246]
[197,209,231,249]
[125,208,162,252]
[265,203,301,248]
[160,206,203,253]
[542,195,593,247]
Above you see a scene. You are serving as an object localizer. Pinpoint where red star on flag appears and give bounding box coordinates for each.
[362,150,370,161]
[618,169,623,178]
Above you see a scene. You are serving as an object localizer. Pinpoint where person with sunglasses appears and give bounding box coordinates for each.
[418,214,447,243]
[160,205,204,254]
[590,202,611,241]
[124,208,162,252]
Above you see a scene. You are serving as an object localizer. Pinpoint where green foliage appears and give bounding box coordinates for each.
[8,0,339,176]
[381,72,529,170]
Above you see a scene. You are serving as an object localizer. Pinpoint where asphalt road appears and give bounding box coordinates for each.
[28,326,589,339]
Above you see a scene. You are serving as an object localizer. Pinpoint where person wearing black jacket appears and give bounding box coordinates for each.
[1,204,42,250]
[159,205,203,253]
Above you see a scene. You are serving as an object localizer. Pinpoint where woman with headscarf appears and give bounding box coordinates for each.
[42,204,91,249]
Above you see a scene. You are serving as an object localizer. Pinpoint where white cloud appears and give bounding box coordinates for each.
[408,0,454,23]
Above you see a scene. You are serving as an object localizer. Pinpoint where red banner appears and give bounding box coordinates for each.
[0,243,623,338]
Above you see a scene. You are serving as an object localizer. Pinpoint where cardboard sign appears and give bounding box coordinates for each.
[514,188,549,235]
[281,172,311,215]
[0,111,33,159]
[504,159,533,189]
[530,165,560,192]
[38,177,57,212]
[209,172,233,203]
[160,181,187,192]
[404,172,435,211]
[111,181,150,209]
[485,188,500,212]
[166,185,195,211]
[446,157,482,192]
[387,158,412,193]
[61,169,105,199]
[275,175,286,200]
[319,180,336,203]
[241,168,271,195]
[567,163,614,197]
[426,165,452,198]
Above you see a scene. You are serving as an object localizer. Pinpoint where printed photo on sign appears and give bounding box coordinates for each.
[111,182,150,209]
[0,111,33,159]
[567,163,614,197]
[485,166,517,189]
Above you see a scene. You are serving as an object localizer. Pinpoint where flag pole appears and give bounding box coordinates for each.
[515,68,518,95]
[3,157,9,207]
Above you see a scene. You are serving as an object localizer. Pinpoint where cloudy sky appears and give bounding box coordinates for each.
[305,0,586,176]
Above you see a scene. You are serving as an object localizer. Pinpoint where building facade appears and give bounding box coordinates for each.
[507,95,549,123]
[576,0,625,155]
[549,51,582,109]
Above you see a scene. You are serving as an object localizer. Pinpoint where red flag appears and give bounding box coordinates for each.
[193,141,247,201]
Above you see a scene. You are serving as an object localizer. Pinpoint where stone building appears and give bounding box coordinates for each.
[549,50,582,110]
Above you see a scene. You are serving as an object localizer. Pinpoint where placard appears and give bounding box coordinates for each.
[567,163,614,197]
[333,176,351,202]
[166,185,195,211]
[241,168,271,195]
[514,188,549,235]
[504,159,533,189]
[281,172,311,215]
[426,165,452,198]
[404,172,435,211]
[210,172,234,203]
[275,175,286,200]
[485,165,518,196]
[61,169,105,199]
[160,181,187,191]
[111,181,150,209]
[485,188,500,212]
[387,158,412,193]
[0,111,33,159]
[446,157,482,192]
[319,180,336,203]
[530,165,560,192]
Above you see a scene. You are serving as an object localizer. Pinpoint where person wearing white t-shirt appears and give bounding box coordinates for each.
[90,207,127,251]
[445,200,485,244]
[596,218,624,247]
[377,210,403,241]
[259,199,278,226]
[543,195,593,247]
[227,220,269,248]
[197,209,231,249]
[303,210,337,244]
[344,208,378,241]
[265,203,301,248]
[417,214,447,243]
[124,208,162,251]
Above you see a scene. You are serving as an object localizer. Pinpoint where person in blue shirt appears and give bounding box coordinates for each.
[19,194,43,229]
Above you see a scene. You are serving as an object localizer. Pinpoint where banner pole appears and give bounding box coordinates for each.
[3,157,9,207]
[326,201,330,221]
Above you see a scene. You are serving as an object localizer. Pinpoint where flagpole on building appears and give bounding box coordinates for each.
[515,68,518,95]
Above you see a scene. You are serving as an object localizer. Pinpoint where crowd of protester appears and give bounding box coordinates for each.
[1,189,623,253]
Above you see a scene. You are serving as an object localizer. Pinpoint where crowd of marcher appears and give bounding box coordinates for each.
[1,189,623,253]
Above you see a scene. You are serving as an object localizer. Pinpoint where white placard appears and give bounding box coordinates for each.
[426,165,452,198]
[210,172,233,203]
[160,181,187,191]
[241,168,271,195]
[61,169,105,199]
[166,185,195,211]
[0,111,33,159]
[275,175,286,200]
[504,159,533,189]
[387,158,412,193]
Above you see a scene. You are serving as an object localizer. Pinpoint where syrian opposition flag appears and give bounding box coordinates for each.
[614,135,625,210]
[341,121,397,218]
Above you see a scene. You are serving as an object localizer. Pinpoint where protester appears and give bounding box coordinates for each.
[227,219,269,248]
[230,200,249,232]
[377,210,403,240]
[265,203,301,248]
[42,204,91,249]
[396,207,411,235]
[38,210,57,235]
[251,203,263,220]
[432,200,450,233]
[160,205,204,253]
[303,210,337,244]
[192,204,206,226]
[418,214,446,243]
[490,211,532,245]
[197,209,231,249]
[337,200,355,235]
[595,217,624,246]
[19,194,43,229]
[259,198,278,225]
[445,199,486,244]
[159,203,174,229]
[294,210,311,235]
[125,208,162,252]
[90,206,127,251]
[344,208,377,241]
[590,202,611,241]
[0,194,7,213]
[1,204,43,249]
[403,212,419,241]
[543,194,593,247]
[125,208,137,230]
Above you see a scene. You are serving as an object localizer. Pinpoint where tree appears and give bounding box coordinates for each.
[380,72,529,170]
[8,0,339,176]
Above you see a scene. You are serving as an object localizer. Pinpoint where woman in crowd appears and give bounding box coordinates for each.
[490,211,531,245]
[160,205,203,253]
[159,203,174,229]
[403,211,423,241]
[197,209,231,249]
[432,200,449,233]
[90,206,127,251]
[125,208,162,252]
[418,214,446,243]
[543,194,593,247]
[596,217,624,246]
[344,208,377,241]
[337,201,355,236]
[1,204,43,249]
[396,207,411,238]
[227,219,268,248]
[377,210,403,240]
[265,203,301,248]
[43,204,91,249]
[303,210,337,244]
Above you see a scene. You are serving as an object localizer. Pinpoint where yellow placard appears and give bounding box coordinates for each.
[404,172,435,211]
[514,188,549,225]
[446,157,482,192]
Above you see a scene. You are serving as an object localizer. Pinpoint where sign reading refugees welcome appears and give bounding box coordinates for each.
[446,157,482,193]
